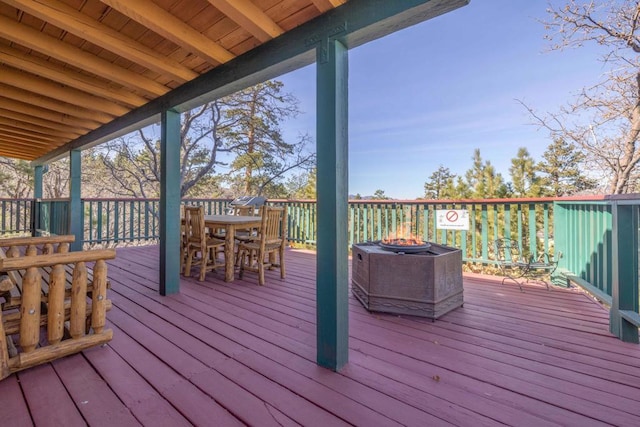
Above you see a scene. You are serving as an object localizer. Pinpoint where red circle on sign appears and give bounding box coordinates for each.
[446,211,458,222]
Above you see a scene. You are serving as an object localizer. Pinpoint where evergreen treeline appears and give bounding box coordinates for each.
[423,139,597,200]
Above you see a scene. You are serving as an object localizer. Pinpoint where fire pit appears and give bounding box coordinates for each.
[351,241,463,319]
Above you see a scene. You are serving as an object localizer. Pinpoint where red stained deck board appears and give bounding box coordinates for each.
[107,261,472,425]
[106,301,352,427]
[4,246,640,426]
[0,376,33,426]
[348,308,640,400]
[106,280,422,426]
[351,316,640,425]
[105,322,244,427]
[18,364,86,427]
[81,345,192,427]
[52,354,141,426]
[385,313,640,390]
[347,339,592,426]
[122,247,640,424]
[113,276,490,425]
[119,247,636,424]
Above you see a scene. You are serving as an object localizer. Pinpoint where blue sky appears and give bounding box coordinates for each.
[278,0,609,199]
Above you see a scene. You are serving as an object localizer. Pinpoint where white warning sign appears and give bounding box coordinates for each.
[436,209,469,231]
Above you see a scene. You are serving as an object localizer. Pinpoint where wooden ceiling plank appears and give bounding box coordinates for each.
[3,0,198,83]
[0,108,85,136]
[0,141,43,152]
[0,126,65,143]
[0,97,100,131]
[0,83,113,124]
[0,45,147,107]
[0,131,59,146]
[0,14,168,97]
[0,144,43,160]
[0,65,128,117]
[311,0,345,13]
[0,116,82,140]
[206,0,284,42]
[0,150,43,160]
[99,0,236,65]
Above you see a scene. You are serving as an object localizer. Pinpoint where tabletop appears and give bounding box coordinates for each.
[203,215,262,225]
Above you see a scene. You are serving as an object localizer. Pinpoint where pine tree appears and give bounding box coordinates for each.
[537,138,597,196]
[424,165,456,199]
[464,149,507,199]
[509,147,541,197]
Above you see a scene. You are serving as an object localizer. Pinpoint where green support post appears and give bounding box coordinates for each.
[32,165,43,236]
[69,150,82,251]
[609,202,639,342]
[34,165,43,199]
[316,38,349,371]
[159,108,181,295]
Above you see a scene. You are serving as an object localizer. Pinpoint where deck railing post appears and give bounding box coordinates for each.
[609,201,639,343]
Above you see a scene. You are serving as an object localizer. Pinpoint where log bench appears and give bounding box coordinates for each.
[0,235,116,381]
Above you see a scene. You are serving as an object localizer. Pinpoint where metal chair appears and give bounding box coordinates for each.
[494,238,559,291]
[523,251,561,290]
[495,238,528,291]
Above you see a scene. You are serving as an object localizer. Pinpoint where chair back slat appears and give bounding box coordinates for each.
[184,206,206,247]
[233,205,255,216]
[495,238,521,264]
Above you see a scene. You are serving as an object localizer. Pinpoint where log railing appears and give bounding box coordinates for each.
[0,235,115,380]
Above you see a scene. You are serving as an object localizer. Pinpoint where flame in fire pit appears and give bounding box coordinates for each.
[382,225,424,246]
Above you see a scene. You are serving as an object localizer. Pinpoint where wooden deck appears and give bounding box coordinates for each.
[2,245,640,426]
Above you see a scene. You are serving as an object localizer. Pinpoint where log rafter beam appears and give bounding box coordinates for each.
[0,45,147,108]
[0,116,81,140]
[0,127,64,144]
[0,65,126,117]
[0,97,100,131]
[98,0,235,65]
[0,14,168,97]
[2,0,198,83]
[205,0,284,42]
[0,83,114,124]
[312,0,347,13]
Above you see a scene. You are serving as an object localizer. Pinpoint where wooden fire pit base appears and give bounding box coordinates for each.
[351,242,463,319]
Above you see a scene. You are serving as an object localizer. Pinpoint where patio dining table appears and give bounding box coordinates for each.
[203,215,262,282]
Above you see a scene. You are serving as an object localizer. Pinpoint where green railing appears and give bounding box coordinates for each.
[281,198,556,266]
[0,198,32,236]
[554,195,640,343]
[3,195,640,341]
[554,198,613,296]
[34,199,71,236]
[2,197,557,265]
[82,198,231,246]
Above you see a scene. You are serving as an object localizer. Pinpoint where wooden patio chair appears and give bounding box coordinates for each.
[180,204,188,275]
[233,204,259,245]
[237,206,287,285]
[183,206,226,281]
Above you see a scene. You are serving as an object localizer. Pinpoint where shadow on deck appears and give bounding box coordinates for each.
[2,245,640,426]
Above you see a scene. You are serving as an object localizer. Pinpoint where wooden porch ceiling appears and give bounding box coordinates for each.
[0,0,346,161]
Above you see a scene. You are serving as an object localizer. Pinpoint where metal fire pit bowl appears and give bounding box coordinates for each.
[378,240,431,254]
